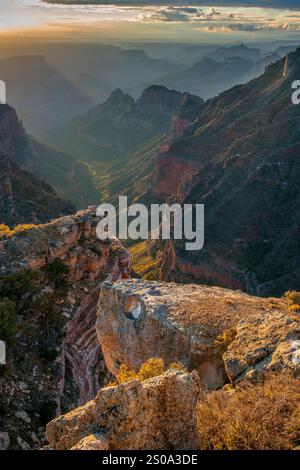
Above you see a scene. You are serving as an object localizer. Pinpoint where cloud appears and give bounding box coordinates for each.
[138,7,224,24]
[27,1,300,36]
[225,22,292,32]
[135,5,300,34]
[42,1,300,7]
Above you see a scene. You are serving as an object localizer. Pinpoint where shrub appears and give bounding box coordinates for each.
[13,224,37,235]
[108,358,187,387]
[115,364,138,385]
[288,304,300,313]
[0,224,37,239]
[197,373,300,450]
[284,290,300,306]
[0,224,12,238]
[0,299,17,343]
[214,329,236,353]
[0,270,40,314]
[137,358,165,381]
[46,259,69,292]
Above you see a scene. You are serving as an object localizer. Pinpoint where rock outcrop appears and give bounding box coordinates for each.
[137,85,189,114]
[0,208,131,449]
[224,309,300,383]
[0,208,130,279]
[46,369,201,450]
[96,279,299,389]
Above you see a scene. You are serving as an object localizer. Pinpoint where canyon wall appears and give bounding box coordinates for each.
[0,208,131,449]
[149,50,300,296]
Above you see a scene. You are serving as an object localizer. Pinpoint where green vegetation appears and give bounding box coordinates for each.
[0,299,17,344]
[0,266,66,352]
[0,270,40,344]
[129,241,161,280]
[0,269,40,311]
[86,134,164,205]
[46,259,70,292]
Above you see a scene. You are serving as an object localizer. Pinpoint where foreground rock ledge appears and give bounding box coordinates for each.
[46,370,201,450]
[97,280,300,388]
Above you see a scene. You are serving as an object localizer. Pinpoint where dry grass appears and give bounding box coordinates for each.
[289,304,300,313]
[197,373,300,450]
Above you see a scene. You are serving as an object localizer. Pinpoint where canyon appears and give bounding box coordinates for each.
[151,48,300,296]
[0,104,76,225]
[1,44,300,451]
[48,85,203,164]
[0,102,98,217]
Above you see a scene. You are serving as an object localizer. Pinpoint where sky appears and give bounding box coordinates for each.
[2,1,300,41]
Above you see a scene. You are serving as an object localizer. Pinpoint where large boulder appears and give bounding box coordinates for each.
[46,369,201,450]
[96,279,291,389]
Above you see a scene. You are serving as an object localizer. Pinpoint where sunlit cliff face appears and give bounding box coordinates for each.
[1,1,300,41]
